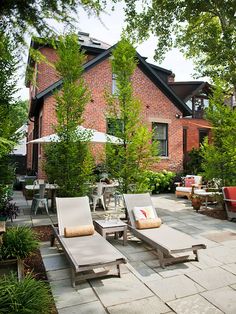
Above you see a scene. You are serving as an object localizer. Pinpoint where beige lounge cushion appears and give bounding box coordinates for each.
[136,218,162,229]
[64,225,95,237]
[133,206,156,220]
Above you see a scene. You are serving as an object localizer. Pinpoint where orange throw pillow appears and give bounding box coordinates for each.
[64,225,94,237]
[135,218,162,229]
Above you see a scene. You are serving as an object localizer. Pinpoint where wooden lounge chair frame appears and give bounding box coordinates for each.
[51,196,126,287]
[124,193,206,268]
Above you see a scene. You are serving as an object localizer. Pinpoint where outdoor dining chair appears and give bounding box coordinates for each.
[31,183,49,215]
[92,182,106,211]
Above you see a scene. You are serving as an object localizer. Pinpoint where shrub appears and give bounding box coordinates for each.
[143,170,176,194]
[0,273,54,314]
[0,226,39,260]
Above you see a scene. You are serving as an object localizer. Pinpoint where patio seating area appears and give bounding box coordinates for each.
[8,190,236,313]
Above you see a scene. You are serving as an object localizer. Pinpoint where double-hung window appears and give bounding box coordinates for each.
[152,122,168,157]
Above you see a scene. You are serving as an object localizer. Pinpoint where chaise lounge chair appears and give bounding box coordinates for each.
[51,196,126,287]
[124,193,206,268]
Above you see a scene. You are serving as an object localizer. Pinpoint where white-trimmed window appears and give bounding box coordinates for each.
[112,73,118,95]
[152,122,168,157]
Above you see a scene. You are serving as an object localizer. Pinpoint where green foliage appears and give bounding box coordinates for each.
[0,273,54,314]
[0,226,39,260]
[44,34,94,197]
[201,82,236,185]
[0,1,106,45]
[184,148,203,175]
[124,0,236,90]
[106,37,158,193]
[143,170,176,194]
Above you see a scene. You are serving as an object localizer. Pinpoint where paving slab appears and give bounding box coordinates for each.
[186,267,236,290]
[107,296,170,314]
[129,261,162,282]
[167,294,223,314]
[43,253,70,271]
[190,251,223,269]
[146,274,205,302]
[58,300,107,314]
[204,231,236,243]
[204,246,236,264]
[221,239,236,248]
[90,272,153,307]
[201,286,236,314]
[155,262,200,278]
[50,278,97,309]
[125,250,158,262]
[221,263,236,275]
[47,268,71,282]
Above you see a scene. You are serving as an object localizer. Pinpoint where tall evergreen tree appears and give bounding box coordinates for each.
[106,38,158,193]
[44,34,94,197]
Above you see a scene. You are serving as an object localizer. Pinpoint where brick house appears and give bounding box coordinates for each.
[26,32,211,178]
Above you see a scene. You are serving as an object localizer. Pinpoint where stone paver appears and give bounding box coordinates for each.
[167,294,223,314]
[107,296,170,314]
[221,263,236,275]
[43,253,70,271]
[50,279,97,309]
[201,286,236,314]
[90,272,154,307]
[155,262,199,278]
[129,261,162,282]
[146,274,205,302]
[204,246,236,264]
[11,191,236,313]
[186,267,236,290]
[58,301,107,314]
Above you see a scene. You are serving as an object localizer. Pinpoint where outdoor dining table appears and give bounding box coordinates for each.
[25,183,58,211]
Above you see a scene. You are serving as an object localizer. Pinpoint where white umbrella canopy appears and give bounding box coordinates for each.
[27,126,122,145]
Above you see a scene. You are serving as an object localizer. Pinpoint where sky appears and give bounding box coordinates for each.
[18,3,205,100]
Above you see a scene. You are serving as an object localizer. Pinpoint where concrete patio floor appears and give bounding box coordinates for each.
[9,191,236,314]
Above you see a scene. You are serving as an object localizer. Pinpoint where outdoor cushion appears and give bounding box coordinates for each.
[224,187,236,212]
[136,218,162,229]
[64,225,94,237]
[185,177,195,187]
[133,206,156,220]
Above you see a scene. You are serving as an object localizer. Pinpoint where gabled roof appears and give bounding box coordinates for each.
[147,63,175,83]
[29,43,192,117]
[169,81,211,102]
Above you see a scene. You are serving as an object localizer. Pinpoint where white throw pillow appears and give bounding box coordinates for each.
[133,206,156,220]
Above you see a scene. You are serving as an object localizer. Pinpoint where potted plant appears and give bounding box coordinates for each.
[0,226,39,280]
[190,194,202,211]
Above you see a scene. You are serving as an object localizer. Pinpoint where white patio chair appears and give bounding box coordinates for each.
[92,182,106,212]
[31,183,49,215]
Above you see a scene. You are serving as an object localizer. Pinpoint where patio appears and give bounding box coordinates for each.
[9,191,236,313]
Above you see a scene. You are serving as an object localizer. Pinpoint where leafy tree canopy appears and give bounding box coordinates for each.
[201,81,236,185]
[124,0,236,89]
[0,0,106,44]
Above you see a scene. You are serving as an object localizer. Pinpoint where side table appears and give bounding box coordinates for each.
[94,219,127,246]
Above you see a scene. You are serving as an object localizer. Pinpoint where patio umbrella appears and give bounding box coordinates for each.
[27,126,122,145]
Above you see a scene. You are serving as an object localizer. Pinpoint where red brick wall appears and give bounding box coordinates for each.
[31,56,186,176]
[182,118,212,151]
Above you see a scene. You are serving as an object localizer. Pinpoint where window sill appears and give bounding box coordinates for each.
[160,156,169,160]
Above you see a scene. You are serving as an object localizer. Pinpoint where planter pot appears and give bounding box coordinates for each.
[0,258,24,280]
[191,199,202,211]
